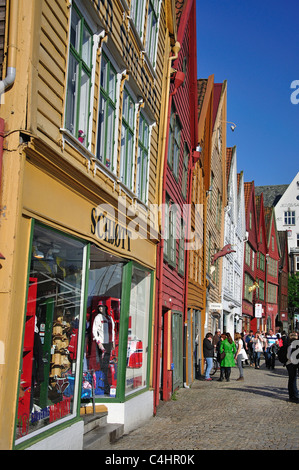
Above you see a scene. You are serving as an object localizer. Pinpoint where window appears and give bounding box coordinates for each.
[178,219,185,275]
[16,224,87,442]
[126,266,152,395]
[268,283,277,304]
[96,53,117,169]
[297,233,299,247]
[167,105,181,179]
[296,256,299,272]
[145,0,160,66]
[130,0,146,37]
[244,274,253,302]
[258,279,265,300]
[120,88,135,190]
[65,3,93,146]
[182,144,189,199]
[85,245,124,398]
[136,114,150,203]
[284,210,295,225]
[259,253,265,271]
[163,196,177,266]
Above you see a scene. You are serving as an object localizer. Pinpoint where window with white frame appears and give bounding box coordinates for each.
[167,104,181,179]
[120,88,135,190]
[145,0,160,66]
[163,195,177,267]
[284,210,295,225]
[136,113,150,203]
[96,52,117,170]
[65,3,93,146]
[182,144,188,199]
[178,219,185,275]
[130,0,146,38]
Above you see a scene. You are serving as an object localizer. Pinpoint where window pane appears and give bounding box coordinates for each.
[97,95,106,163]
[65,54,79,134]
[16,225,86,441]
[120,124,126,183]
[106,103,115,168]
[85,245,124,398]
[126,266,151,395]
[78,68,90,144]
[109,66,116,101]
[70,8,80,52]
[82,25,92,67]
[100,56,108,91]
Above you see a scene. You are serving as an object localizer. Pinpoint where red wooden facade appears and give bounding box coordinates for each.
[265,206,281,330]
[242,182,258,332]
[154,0,198,407]
[254,193,268,331]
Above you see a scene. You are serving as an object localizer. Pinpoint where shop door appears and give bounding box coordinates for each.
[172,311,183,392]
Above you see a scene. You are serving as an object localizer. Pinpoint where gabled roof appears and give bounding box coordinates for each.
[197,79,208,116]
[244,181,254,212]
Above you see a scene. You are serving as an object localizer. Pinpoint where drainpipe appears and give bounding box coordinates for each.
[0,0,19,98]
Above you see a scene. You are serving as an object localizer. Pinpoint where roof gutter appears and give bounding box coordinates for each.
[0,0,19,98]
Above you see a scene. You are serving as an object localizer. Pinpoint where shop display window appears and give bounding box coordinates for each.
[125,266,151,395]
[84,245,124,398]
[16,224,86,441]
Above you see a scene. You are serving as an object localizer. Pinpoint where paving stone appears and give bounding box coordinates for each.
[102,361,299,451]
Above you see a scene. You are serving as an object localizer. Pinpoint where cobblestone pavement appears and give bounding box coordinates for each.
[105,361,299,451]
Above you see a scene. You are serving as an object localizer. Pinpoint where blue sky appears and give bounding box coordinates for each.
[196,0,299,186]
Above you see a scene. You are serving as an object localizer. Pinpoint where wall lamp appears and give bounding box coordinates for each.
[220,121,237,132]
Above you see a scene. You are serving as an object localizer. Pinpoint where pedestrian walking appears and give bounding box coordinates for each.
[251,331,265,369]
[203,332,214,381]
[219,332,236,382]
[217,333,226,382]
[265,329,278,370]
[245,330,254,366]
[234,333,248,380]
[286,332,299,403]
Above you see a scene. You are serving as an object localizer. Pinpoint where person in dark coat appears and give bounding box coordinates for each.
[203,333,214,381]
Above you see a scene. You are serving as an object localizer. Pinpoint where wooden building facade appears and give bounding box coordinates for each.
[0,0,175,450]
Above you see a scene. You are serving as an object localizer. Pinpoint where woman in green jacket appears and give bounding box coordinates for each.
[219,332,236,382]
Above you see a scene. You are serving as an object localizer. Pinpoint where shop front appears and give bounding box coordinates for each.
[14,159,156,449]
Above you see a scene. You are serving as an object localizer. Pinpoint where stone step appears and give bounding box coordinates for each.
[83,412,108,434]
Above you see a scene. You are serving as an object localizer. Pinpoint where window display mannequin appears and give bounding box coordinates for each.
[92,301,115,395]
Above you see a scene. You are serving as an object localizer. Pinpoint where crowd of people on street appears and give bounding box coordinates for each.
[202,328,299,403]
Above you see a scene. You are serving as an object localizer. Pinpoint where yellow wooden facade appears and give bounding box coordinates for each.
[0,0,177,450]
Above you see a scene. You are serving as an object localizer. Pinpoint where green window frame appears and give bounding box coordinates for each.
[96,53,117,170]
[65,3,93,146]
[120,88,135,190]
[136,113,150,203]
